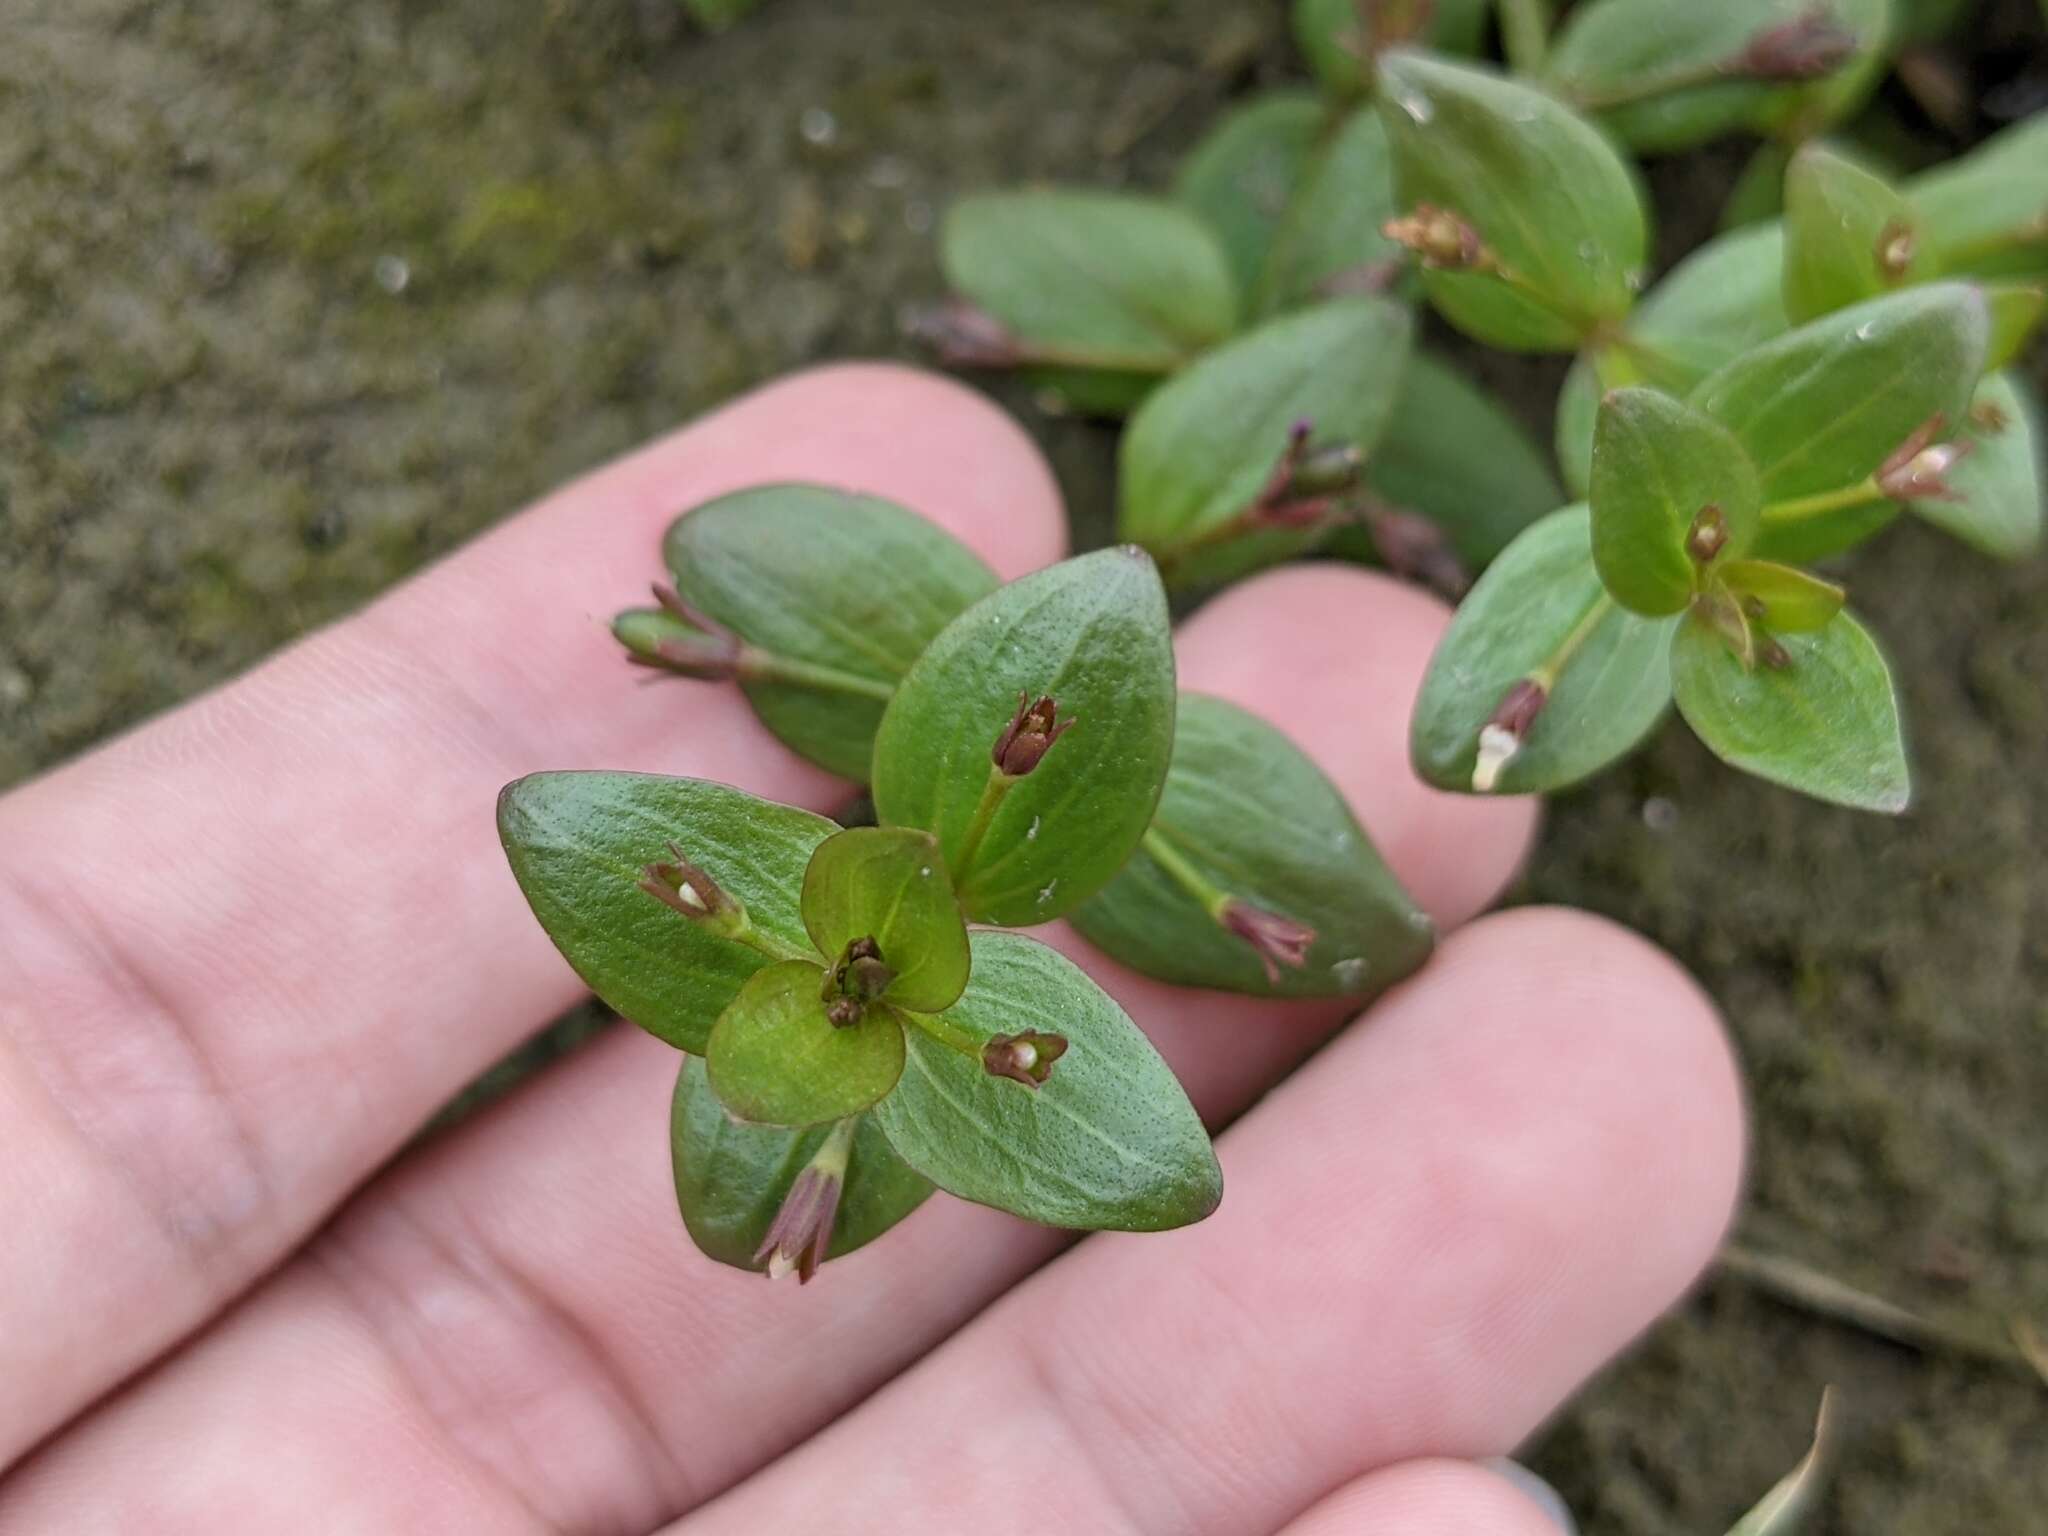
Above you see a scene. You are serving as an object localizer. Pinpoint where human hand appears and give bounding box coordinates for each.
[0,366,1742,1534]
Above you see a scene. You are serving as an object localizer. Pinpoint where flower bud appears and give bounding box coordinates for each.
[1364,503,1469,600]
[982,1029,1068,1089]
[1472,678,1547,793]
[1686,504,1729,565]
[613,606,742,682]
[1382,204,1488,271]
[1877,414,1972,502]
[1249,419,1362,530]
[1217,899,1317,985]
[823,935,896,1022]
[754,1157,845,1284]
[1876,220,1917,281]
[1735,10,1857,80]
[901,298,1022,368]
[991,692,1075,777]
[638,843,748,937]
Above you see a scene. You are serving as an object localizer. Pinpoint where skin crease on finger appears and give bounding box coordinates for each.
[0,364,1067,1472]
[1270,1458,1575,1536]
[0,548,1571,1524]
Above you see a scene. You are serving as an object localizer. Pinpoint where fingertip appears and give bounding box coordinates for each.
[1279,1458,1574,1536]
[1173,564,1539,932]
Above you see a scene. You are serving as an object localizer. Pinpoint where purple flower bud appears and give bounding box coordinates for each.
[1364,503,1469,600]
[991,692,1076,777]
[638,842,744,933]
[613,602,743,683]
[982,1029,1069,1089]
[1877,414,1973,502]
[901,298,1023,368]
[1218,899,1317,985]
[754,1161,844,1284]
[1473,678,1548,793]
[1735,9,1858,80]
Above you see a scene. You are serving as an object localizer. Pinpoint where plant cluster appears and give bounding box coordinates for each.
[916,0,2046,812]
[505,505,1432,1282]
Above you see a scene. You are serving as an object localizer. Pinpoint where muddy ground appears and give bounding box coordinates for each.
[2,0,2043,1528]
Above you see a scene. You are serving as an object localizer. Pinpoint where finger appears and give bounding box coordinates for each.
[672,910,1745,1536]
[1269,1459,1571,1536]
[0,569,1540,1530]
[0,363,1065,1470]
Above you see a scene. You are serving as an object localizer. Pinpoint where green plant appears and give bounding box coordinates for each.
[912,0,2044,816]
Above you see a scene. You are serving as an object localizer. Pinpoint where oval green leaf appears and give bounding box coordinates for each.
[1908,372,2044,561]
[1909,113,2048,279]
[706,960,906,1127]
[871,548,1176,927]
[1254,108,1404,317]
[1545,0,1888,153]
[1330,350,1562,571]
[1174,92,1327,303]
[1069,693,1433,1000]
[940,190,1238,379]
[1783,142,1928,323]
[1376,50,1648,352]
[1718,560,1846,632]
[1591,387,1762,614]
[1411,506,1679,795]
[664,485,999,780]
[670,1055,933,1274]
[1671,609,1909,813]
[799,827,969,1013]
[1981,281,2046,373]
[1690,283,1990,501]
[497,772,833,1053]
[875,931,1221,1231]
[1118,297,1413,588]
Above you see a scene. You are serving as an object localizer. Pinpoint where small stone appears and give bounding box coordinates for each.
[373,254,411,295]
[798,106,839,147]
[1642,796,1678,833]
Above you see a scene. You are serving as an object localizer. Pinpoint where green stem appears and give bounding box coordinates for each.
[812,1115,860,1178]
[728,918,812,966]
[948,769,1013,882]
[737,647,894,702]
[1762,479,1887,524]
[898,1005,986,1061]
[1141,825,1228,919]
[1531,593,1613,690]
[1498,0,1554,74]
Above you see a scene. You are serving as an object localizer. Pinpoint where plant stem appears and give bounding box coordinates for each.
[813,1115,860,1179]
[948,769,1013,882]
[1532,593,1613,690]
[729,919,813,966]
[1141,825,1228,919]
[897,1004,987,1061]
[737,647,894,702]
[1498,0,1554,74]
[1762,478,1887,524]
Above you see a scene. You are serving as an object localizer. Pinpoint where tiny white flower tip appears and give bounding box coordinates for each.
[765,1249,797,1281]
[1473,724,1521,793]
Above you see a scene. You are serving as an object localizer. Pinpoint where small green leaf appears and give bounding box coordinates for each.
[1118,298,1413,586]
[1069,694,1433,1000]
[1376,50,1649,352]
[497,773,832,1053]
[940,190,1238,382]
[1783,143,1927,323]
[1981,281,2046,372]
[706,960,906,1127]
[1907,372,2044,560]
[669,1055,933,1273]
[1719,560,1846,631]
[1671,609,1909,813]
[1292,0,1491,95]
[799,827,969,1013]
[1174,92,1327,303]
[663,485,998,780]
[1545,0,1889,153]
[1591,387,1763,614]
[1722,140,1791,232]
[1691,283,1989,502]
[874,931,1221,1231]
[871,549,1176,926]
[1411,506,1679,795]
[1909,113,2048,279]
[1254,108,1404,317]
[1331,351,1563,568]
